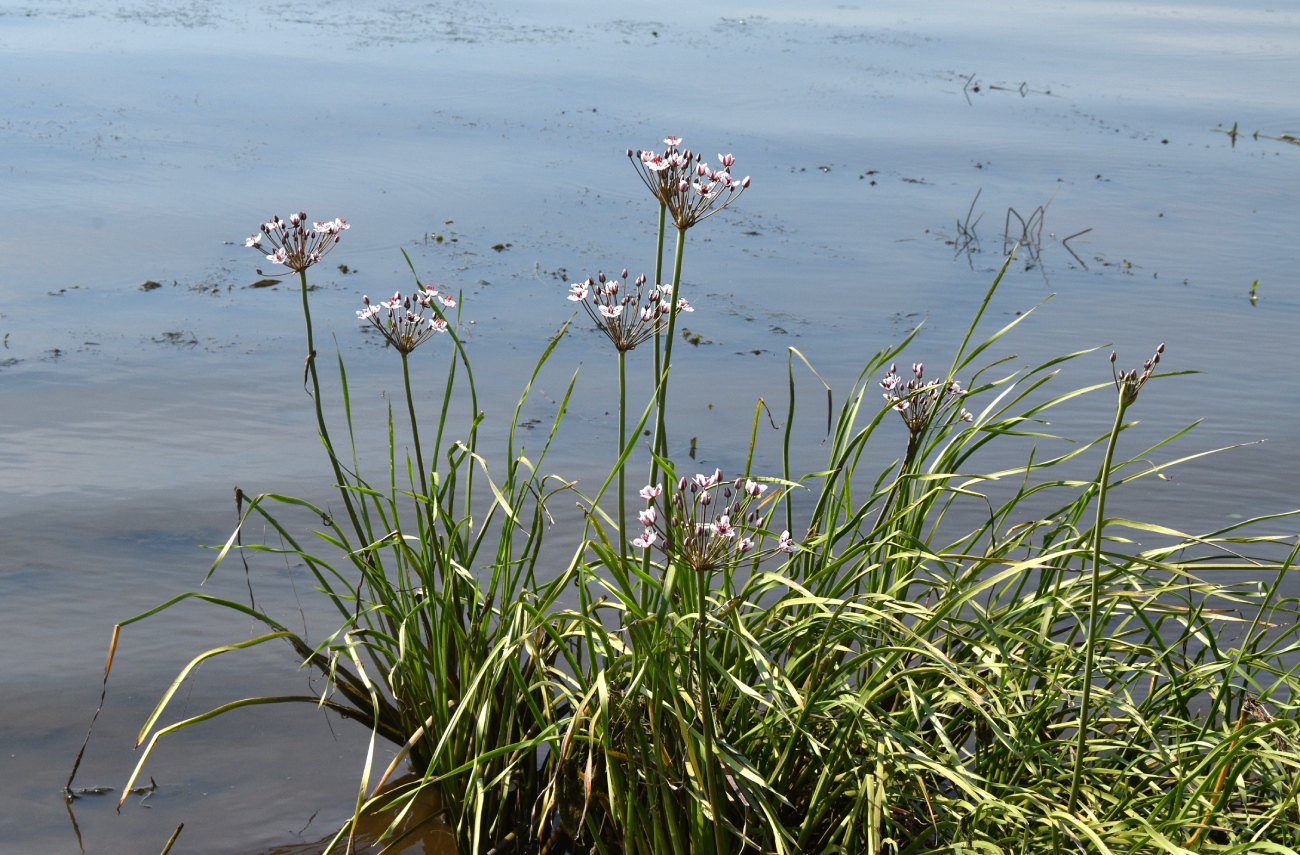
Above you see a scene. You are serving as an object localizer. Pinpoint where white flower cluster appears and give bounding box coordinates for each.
[632,471,796,573]
[566,269,692,352]
[627,136,750,230]
[880,362,973,435]
[356,287,454,354]
[245,212,348,273]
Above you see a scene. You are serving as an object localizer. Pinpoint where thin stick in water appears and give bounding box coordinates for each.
[66,624,120,795]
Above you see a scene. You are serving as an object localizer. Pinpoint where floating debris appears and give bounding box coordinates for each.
[680,328,711,347]
[153,331,198,347]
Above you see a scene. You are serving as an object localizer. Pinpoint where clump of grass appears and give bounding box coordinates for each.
[86,141,1300,855]
[542,256,1300,854]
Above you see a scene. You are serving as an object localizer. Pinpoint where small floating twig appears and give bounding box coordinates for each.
[1061,228,1092,269]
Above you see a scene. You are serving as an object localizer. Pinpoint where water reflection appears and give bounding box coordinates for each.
[5,0,1300,851]
[254,779,455,855]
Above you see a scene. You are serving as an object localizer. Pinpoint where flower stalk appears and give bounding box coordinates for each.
[356,287,452,505]
[619,347,628,567]
[874,361,972,533]
[628,136,748,466]
[245,214,366,544]
[653,228,688,464]
[297,267,366,544]
[1067,344,1165,815]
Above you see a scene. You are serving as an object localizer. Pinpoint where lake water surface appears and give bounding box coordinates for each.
[2,0,1298,851]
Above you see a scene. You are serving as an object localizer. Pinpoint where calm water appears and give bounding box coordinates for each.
[2,0,1298,851]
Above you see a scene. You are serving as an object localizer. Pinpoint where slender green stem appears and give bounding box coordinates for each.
[863,432,920,598]
[744,398,762,475]
[1067,397,1127,814]
[400,351,430,525]
[696,573,725,855]
[784,352,796,537]
[400,353,428,497]
[653,228,688,462]
[874,432,920,536]
[645,223,684,586]
[618,348,628,568]
[298,269,364,545]
[648,202,669,509]
[651,202,667,407]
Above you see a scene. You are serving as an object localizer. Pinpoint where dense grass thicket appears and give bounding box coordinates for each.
[83,140,1300,854]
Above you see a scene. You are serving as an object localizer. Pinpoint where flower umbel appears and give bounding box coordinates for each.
[568,269,691,352]
[1111,343,1165,406]
[357,287,450,354]
[632,470,795,572]
[627,136,750,230]
[246,212,349,274]
[880,362,973,436]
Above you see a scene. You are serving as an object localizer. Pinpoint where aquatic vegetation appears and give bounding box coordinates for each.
[627,137,749,232]
[568,270,688,354]
[357,289,451,354]
[83,139,1300,855]
[246,212,349,273]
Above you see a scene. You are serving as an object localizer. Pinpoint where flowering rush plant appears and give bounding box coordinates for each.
[567,269,692,352]
[632,471,796,573]
[245,212,349,273]
[880,362,973,435]
[357,287,455,354]
[627,136,750,230]
[1111,343,1164,406]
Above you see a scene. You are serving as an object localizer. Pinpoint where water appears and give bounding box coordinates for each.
[2,0,1297,851]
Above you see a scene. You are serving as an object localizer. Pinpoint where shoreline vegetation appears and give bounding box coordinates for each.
[76,138,1300,854]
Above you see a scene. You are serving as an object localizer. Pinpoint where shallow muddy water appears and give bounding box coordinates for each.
[2,0,1298,851]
